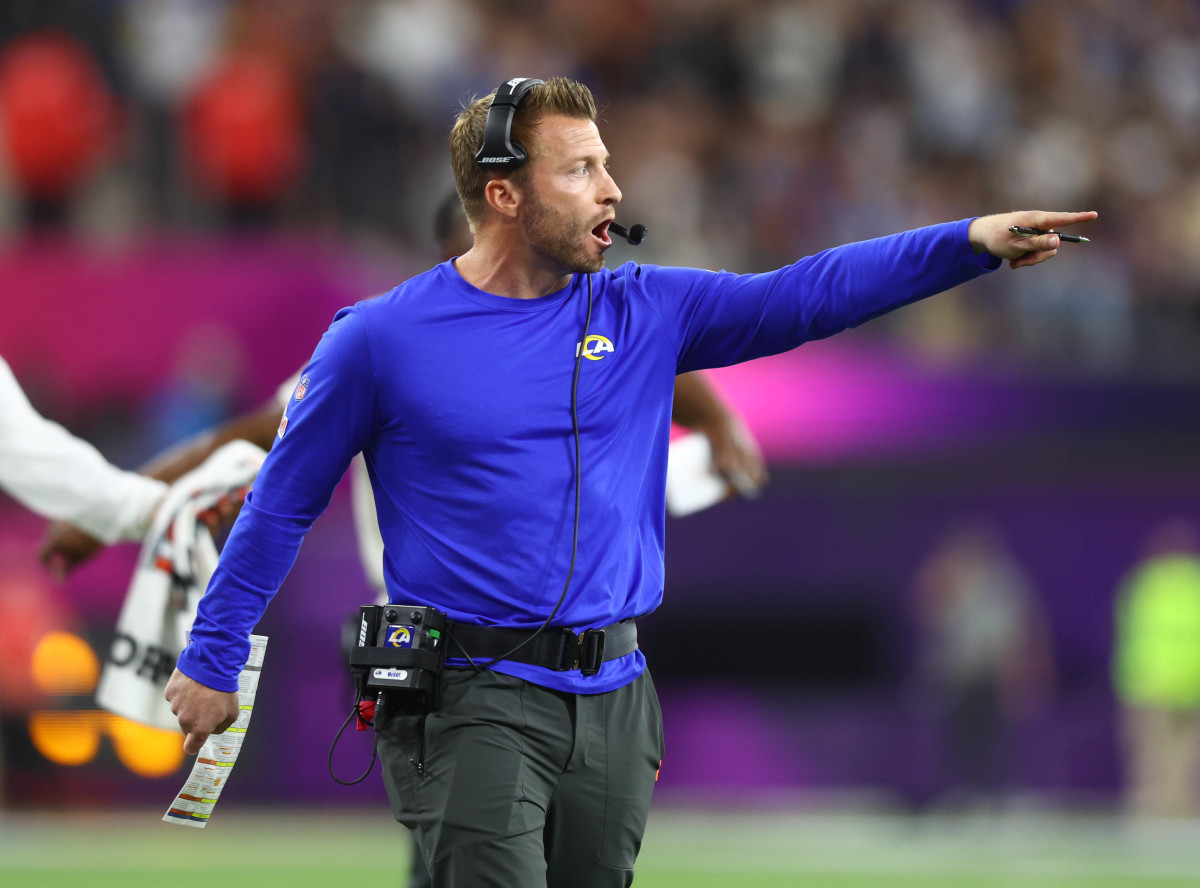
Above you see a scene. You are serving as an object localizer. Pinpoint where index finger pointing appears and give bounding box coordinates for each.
[1033,210,1098,230]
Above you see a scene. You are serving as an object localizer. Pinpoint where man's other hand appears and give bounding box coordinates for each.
[165,668,240,755]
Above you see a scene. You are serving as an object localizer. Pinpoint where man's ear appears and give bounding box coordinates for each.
[484,177,522,219]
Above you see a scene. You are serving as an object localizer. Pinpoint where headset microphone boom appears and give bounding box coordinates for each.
[609,222,648,246]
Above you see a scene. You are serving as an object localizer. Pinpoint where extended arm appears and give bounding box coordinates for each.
[0,356,167,544]
[38,394,285,577]
[670,372,766,495]
[657,211,1097,375]
[138,398,282,481]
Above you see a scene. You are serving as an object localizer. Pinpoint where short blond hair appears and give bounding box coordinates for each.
[449,77,598,229]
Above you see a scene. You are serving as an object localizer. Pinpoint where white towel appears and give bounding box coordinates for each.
[96,439,267,730]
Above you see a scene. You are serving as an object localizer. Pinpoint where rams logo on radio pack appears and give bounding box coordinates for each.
[576,334,615,361]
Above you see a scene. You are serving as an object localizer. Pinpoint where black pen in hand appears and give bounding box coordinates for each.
[1009,225,1090,244]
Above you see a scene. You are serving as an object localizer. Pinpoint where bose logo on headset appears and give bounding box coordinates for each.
[474,77,545,171]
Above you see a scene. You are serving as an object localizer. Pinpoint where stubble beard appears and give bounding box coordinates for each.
[524,186,605,275]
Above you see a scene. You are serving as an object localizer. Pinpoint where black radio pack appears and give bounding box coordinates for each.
[348,604,448,711]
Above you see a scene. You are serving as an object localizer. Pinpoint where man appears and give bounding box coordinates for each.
[0,354,166,542]
[165,77,1094,887]
[38,187,764,888]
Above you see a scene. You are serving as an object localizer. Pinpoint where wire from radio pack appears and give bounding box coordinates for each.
[328,689,377,785]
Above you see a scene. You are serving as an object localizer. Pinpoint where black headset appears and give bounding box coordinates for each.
[474,77,545,170]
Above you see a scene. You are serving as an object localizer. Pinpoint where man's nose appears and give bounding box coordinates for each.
[600,168,622,206]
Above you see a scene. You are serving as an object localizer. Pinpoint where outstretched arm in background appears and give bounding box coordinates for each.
[0,355,168,545]
[670,372,766,496]
[37,396,283,577]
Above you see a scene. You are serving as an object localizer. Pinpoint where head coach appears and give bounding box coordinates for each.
[165,76,1095,887]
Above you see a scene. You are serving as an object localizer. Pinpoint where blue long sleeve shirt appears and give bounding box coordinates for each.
[177,219,1000,694]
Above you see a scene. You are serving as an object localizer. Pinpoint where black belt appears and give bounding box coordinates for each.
[448,618,637,677]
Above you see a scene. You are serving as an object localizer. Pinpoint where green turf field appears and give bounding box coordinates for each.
[3,805,1200,887]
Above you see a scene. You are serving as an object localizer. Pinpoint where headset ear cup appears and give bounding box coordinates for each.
[475,77,544,171]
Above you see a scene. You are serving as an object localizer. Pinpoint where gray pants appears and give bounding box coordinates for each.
[377,667,664,888]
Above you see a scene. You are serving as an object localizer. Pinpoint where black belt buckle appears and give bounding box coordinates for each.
[554,627,582,672]
[579,628,605,676]
[551,627,605,675]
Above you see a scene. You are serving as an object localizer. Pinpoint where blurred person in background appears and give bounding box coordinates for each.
[3,3,1197,372]
[1113,517,1200,819]
[913,524,1055,809]
[162,75,1093,886]
[183,47,306,227]
[0,30,117,230]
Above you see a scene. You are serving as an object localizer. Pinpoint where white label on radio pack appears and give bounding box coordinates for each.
[373,668,408,681]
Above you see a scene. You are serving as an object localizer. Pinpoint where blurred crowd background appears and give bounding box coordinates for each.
[4,0,1200,822]
[1,0,1199,373]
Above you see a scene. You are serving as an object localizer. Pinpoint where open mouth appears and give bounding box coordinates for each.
[591,219,613,248]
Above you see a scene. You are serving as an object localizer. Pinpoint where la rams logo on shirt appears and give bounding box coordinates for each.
[387,626,414,648]
[576,334,615,361]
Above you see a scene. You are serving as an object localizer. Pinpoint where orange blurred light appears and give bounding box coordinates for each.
[28,710,102,766]
[26,631,186,776]
[31,630,99,695]
[106,715,186,778]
